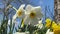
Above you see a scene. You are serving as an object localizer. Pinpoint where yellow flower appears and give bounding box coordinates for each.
[52,21,60,34]
[58,23,60,27]
[51,21,57,29]
[45,18,52,28]
[53,28,60,34]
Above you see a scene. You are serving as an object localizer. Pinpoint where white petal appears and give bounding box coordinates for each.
[18,4,25,10]
[46,29,54,34]
[8,19,10,25]
[30,17,39,25]
[36,11,43,19]
[49,32,54,34]
[24,16,30,25]
[38,24,43,29]
[34,6,43,19]
[46,29,50,34]
[12,14,17,24]
[25,5,33,11]
[35,20,43,29]
[25,5,33,13]
[13,14,17,20]
[16,4,25,19]
[24,14,39,25]
[38,20,42,24]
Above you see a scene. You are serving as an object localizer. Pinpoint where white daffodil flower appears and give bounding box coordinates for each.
[46,29,54,34]
[16,4,25,18]
[12,4,25,23]
[35,20,43,29]
[24,5,43,25]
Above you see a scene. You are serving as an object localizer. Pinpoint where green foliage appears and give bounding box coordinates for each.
[0,19,8,34]
[0,18,15,34]
[17,24,48,34]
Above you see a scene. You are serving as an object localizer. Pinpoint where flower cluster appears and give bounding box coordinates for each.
[12,4,43,26]
[45,18,60,34]
[13,4,60,34]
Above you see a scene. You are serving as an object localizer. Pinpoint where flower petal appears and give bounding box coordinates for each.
[34,6,43,19]
[12,14,17,24]
[25,5,33,14]
[46,29,50,34]
[24,16,31,25]
[18,4,25,10]
[30,17,39,25]
[16,4,25,19]
[49,32,54,34]
[38,20,42,24]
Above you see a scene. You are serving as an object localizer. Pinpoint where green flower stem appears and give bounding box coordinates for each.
[20,19,24,28]
[25,24,28,32]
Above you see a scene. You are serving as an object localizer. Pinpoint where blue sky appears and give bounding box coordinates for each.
[0,0,54,23]
[0,0,54,22]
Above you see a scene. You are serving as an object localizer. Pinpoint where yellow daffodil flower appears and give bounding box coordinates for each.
[51,21,57,29]
[52,21,60,34]
[53,27,60,34]
[45,18,52,28]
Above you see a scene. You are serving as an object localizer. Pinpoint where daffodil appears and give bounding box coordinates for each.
[51,21,57,29]
[53,26,60,34]
[46,29,54,34]
[16,4,25,18]
[12,4,25,23]
[53,29,60,34]
[45,18,52,28]
[51,21,60,34]
[24,5,43,25]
